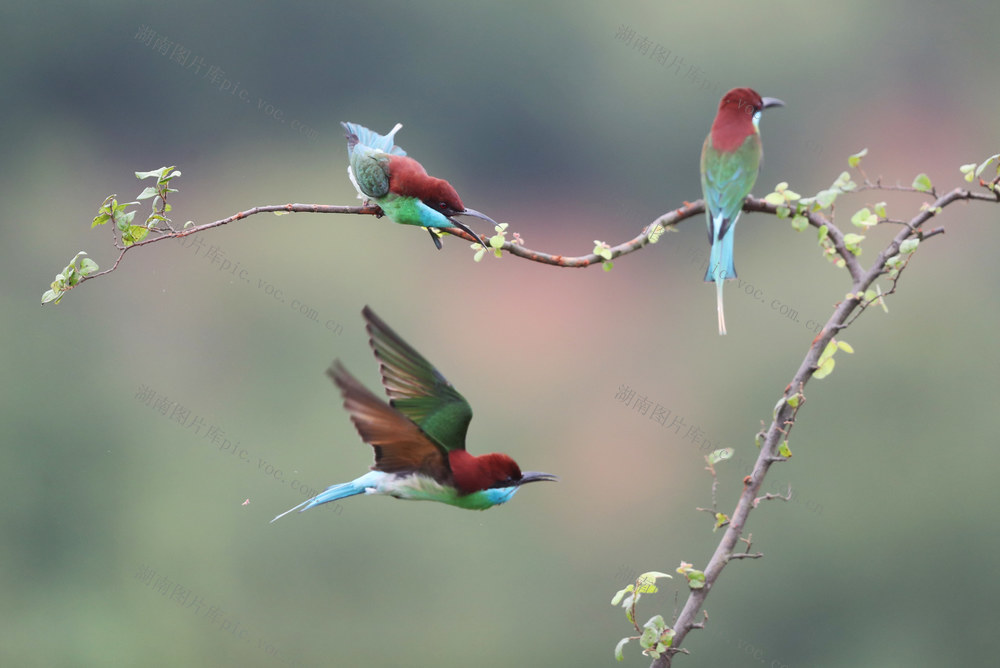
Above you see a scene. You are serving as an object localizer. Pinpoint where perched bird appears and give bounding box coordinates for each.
[342,121,498,250]
[700,88,784,335]
[271,306,557,521]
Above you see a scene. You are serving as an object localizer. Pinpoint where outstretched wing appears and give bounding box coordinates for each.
[328,361,451,482]
[362,306,473,453]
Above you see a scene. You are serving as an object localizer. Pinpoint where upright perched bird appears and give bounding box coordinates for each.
[271,306,557,521]
[342,121,497,250]
[700,88,784,335]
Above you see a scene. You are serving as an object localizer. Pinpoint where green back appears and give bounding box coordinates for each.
[700,133,763,240]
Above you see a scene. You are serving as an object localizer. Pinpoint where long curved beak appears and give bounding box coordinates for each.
[445,207,499,249]
[518,471,559,485]
[761,97,785,109]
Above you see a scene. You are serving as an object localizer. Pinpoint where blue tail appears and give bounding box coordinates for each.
[705,216,737,336]
[341,121,406,156]
[704,218,737,283]
[270,471,382,523]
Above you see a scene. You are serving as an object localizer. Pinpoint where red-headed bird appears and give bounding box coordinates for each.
[271,306,557,521]
[342,122,497,249]
[701,88,784,335]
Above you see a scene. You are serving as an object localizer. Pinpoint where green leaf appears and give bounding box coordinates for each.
[960,163,977,183]
[850,207,878,228]
[779,441,793,457]
[764,191,786,206]
[135,168,165,180]
[874,201,887,218]
[79,257,98,275]
[790,215,808,231]
[708,448,734,464]
[473,247,487,262]
[41,289,61,305]
[837,341,854,353]
[912,173,933,192]
[899,238,919,254]
[975,154,999,178]
[843,233,865,255]
[647,223,665,243]
[643,615,667,633]
[817,340,837,365]
[137,186,159,200]
[814,357,835,379]
[489,234,504,250]
[640,626,658,649]
[92,212,111,227]
[817,225,829,242]
[787,394,800,408]
[611,587,631,607]
[815,189,838,209]
[114,209,137,232]
[687,573,705,589]
[832,171,857,192]
[123,225,150,246]
[602,260,613,272]
[848,148,868,168]
[614,637,629,662]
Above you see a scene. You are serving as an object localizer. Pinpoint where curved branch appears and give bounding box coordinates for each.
[68,204,377,290]
[653,184,996,667]
[59,194,866,297]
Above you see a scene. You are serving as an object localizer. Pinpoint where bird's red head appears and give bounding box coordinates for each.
[388,155,466,214]
[718,88,765,117]
[709,88,784,151]
[449,450,523,495]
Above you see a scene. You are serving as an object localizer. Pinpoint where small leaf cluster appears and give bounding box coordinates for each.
[593,240,614,271]
[960,153,1000,191]
[767,170,860,267]
[884,237,919,279]
[813,338,854,380]
[42,252,98,304]
[611,571,674,661]
[472,222,511,261]
[675,561,706,589]
[847,285,889,314]
[92,166,182,246]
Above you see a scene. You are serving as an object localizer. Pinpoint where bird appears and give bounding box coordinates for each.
[700,88,784,335]
[271,306,557,521]
[342,121,498,250]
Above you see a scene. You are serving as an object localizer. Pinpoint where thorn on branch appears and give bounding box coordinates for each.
[754,484,792,508]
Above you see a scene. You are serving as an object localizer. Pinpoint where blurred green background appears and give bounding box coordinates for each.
[3,1,999,666]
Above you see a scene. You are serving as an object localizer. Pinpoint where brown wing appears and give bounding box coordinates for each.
[328,361,452,483]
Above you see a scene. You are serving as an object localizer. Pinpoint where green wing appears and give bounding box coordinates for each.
[700,133,762,242]
[328,361,451,481]
[362,306,473,452]
[349,148,392,199]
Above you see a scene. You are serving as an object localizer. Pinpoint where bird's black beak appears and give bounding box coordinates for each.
[445,207,498,249]
[761,97,785,110]
[518,471,559,485]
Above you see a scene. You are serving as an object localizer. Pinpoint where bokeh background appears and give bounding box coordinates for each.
[3,1,999,666]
